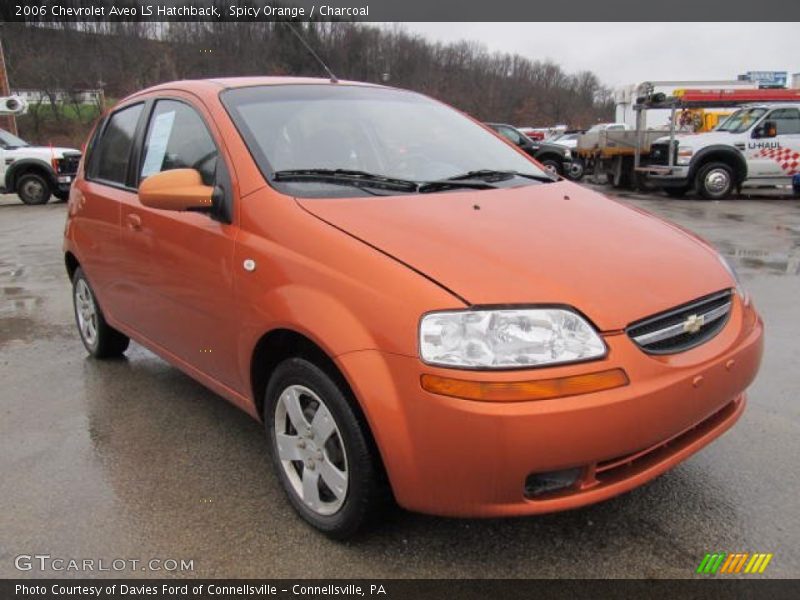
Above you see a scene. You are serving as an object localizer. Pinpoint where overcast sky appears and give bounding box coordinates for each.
[397,23,800,89]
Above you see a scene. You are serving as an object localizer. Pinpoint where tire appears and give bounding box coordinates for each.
[695,162,735,200]
[72,267,130,358]
[265,357,385,539]
[663,185,691,198]
[54,191,70,202]
[539,158,562,176]
[16,172,52,205]
[565,159,585,181]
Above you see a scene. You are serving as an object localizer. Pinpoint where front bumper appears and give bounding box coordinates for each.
[338,296,763,517]
[644,164,691,185]
[56,174,75,192]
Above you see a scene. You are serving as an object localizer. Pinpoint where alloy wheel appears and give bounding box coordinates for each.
[274,384,349,515]
[74,279,98,348]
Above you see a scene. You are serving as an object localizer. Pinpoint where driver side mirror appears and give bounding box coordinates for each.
[755,121,778,139]
[139,169,215,212]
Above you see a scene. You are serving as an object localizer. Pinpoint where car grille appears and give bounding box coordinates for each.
[648,142,672,166]
[57,152,82,175]
[626,290,733,354]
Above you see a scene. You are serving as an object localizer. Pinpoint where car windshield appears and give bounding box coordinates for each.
[222,84,550,197]
[715,108,767,133]
[0,129,29,148]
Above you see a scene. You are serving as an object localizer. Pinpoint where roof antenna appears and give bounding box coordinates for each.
[282,21,338,83]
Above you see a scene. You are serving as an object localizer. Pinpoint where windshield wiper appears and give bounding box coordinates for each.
[273,169,419,193]
[273,168,498,194]
[444,169,556,183]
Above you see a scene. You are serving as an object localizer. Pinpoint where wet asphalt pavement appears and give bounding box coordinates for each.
[1,185,798,579]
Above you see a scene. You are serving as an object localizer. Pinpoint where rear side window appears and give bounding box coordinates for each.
[91,103,143,185]
[140,100,218,186]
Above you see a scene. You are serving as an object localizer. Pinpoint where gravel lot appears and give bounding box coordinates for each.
[1,184,798,578]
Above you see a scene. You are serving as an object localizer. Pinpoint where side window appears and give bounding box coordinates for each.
[498,126,522,145]
[140,100,218,186]
[92,103,143,185]
[769,109,800,135]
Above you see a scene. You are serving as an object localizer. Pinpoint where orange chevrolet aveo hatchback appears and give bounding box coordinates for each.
[64,78,763,537]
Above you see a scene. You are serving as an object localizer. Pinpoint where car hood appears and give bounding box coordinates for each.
[297,181,732,331]
[6,146,80,159]
[530,142,566,155]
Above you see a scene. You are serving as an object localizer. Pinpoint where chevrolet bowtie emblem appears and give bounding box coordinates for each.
[683,314,705,334]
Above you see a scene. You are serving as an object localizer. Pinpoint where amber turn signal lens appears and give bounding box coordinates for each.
[420,368,629,402]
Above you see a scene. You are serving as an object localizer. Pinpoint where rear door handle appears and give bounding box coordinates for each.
[125,213,142,231]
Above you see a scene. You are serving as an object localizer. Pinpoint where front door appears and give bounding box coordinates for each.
[118,97,242,391]
[747,108,800,179]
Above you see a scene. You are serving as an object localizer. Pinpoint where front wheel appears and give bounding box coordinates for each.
[17,173,52,205]
[265,358,386,539]
[72,267,130,358]
[695,162,735,200]
[539,158,562,176]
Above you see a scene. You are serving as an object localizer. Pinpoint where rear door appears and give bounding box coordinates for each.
[77,102,145,321]
[117,96,242,390]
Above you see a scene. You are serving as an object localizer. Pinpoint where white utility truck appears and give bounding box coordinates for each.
[0,96,82,205]
[641,93,800,199]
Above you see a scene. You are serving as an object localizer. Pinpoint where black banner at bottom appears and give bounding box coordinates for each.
[3,579,800,600]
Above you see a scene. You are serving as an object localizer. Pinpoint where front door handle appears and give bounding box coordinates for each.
[125,213,142,231]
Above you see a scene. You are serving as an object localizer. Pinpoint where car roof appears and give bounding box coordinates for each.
[741,103,800,109]
[209,76,385,89]
[122,76,387,103]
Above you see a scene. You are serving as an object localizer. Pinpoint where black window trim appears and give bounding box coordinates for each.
[85,100,148,192]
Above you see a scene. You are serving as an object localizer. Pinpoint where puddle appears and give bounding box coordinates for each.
[0,315,73,345]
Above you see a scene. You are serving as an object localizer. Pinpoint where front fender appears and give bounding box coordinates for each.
[238,283,379,375]
[5,158,58,191]
[689,145,748,183]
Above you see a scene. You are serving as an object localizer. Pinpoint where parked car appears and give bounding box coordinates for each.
[518,127,547,140]
[65,78,763,538]
[587,122,631,132]
[0,128,81,204]
[486,122,574,178]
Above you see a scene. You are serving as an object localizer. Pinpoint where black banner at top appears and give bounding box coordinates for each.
[3,0,800,21]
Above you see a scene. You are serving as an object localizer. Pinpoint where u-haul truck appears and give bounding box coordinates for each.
[645,100,800,199]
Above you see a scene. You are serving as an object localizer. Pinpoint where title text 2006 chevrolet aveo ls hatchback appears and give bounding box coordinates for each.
[64,78,763,538]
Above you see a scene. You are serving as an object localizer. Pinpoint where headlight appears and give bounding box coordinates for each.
[563,149,572,159]
[676,146,693,165]
[718,254,749,304]
[419,308,606,368]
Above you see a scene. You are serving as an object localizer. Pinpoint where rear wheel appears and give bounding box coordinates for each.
[72,267,130,358]
[565,159,585,181]
[696,162,735,200]
[17,173,51,205]
[265,358,385,539]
